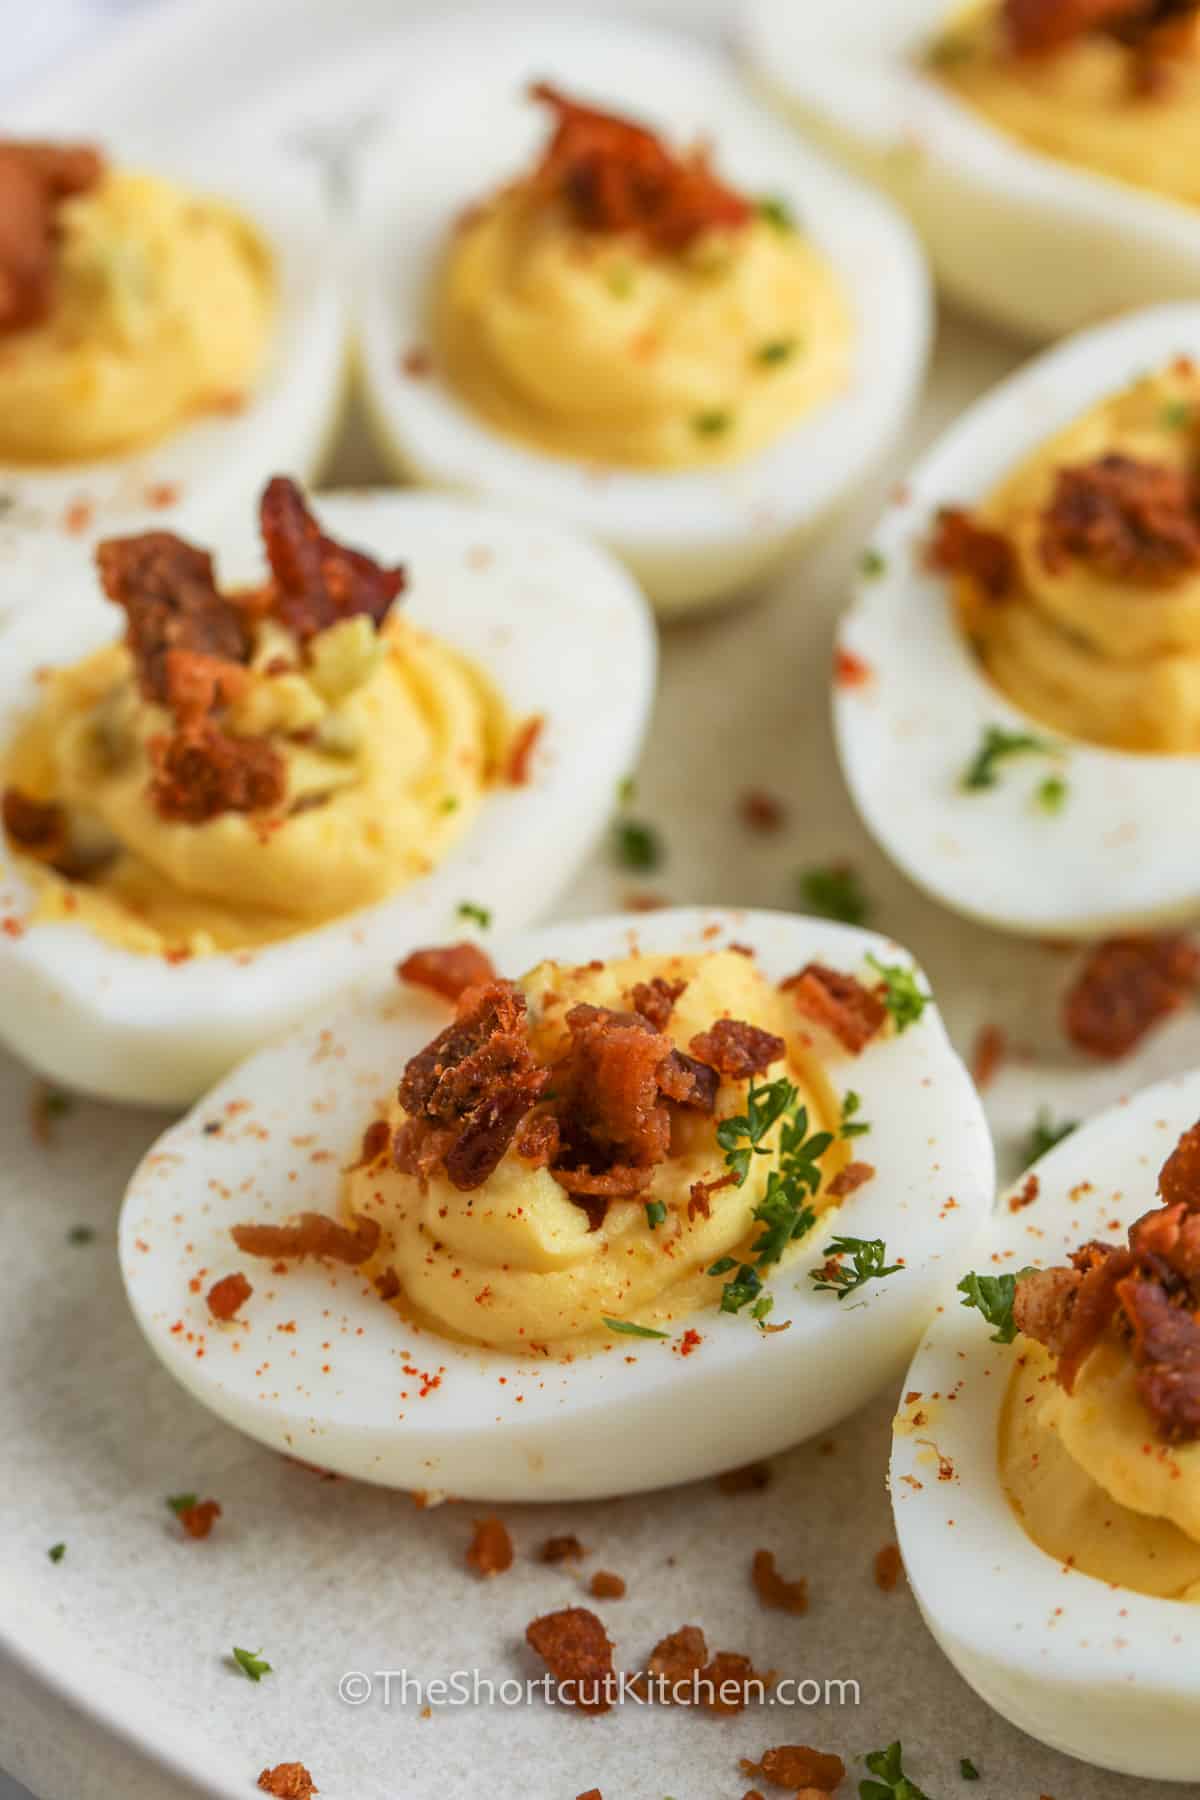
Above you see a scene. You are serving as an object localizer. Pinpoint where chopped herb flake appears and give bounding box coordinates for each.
[866,953,929,1033]
[962,724,1058,792]
[1028,1107,1077,1163]
[602,1316,668,1339]
[960,1758,981,1781]
[811,1235,901,1300]
[1035,772,1069,814]
[613,817,663,871]
[756,337,798,367]
[800,863,870,925]
[67,1224,95,1245]
[751,1293,775,1323]
[47,1542,65,1563]
[861,1740,932,1799]
[644,1199,667,1230]
[1163,398,1193,430]
[457,901,492,929]
[617,774,637,807]
[957,1268,1033,1343]
[167,1493,198,1516]
[714,1077,832,1314]
[860,547,888,578]
[757,194,796,232]
[440,795,460,814]
[232,1646,273,1682]
[42,1089,74,1118]
[840,1090,870,1139]
[693,409,732,437]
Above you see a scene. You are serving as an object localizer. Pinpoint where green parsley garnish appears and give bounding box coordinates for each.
[1035,772,1069,814]
[693,409,732,437]
[645,1199,667,1230]
[716,1076,796,1186]
[800,863,870,926]
[612,817,663,871]
[751,1293,775,1323]
[166,1493,198,1516]
[956,1269,1033,1343]
[715,1263,764,1314]
[960,1758,980,1781]
[1162,398,1193,430]
[617,774,637,807]
[860,547,888,579]
[757,194,796,232]
[440,795,460,814]
[1028,1107,1077,1163]
[866,953,929,1033]
[67,1224,94,1245]
[839,1090,870,1139]
[861,1741,931,1799]
[811,1235,901,1300]
[962,724,1057,792]
[756,337,798,367]
[710,1078,833,1314]
[602,1316,668,1339]
[457,901,492,929]
[47,1542,65,1563]
[232,1646,273,1682]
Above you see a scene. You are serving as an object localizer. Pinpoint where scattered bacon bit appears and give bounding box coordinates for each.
[631,975,687,1033]
[539,1534,587,1563]
[926,505,1016,602]
[717,1461,771,1495]
[149,721,286,824]
[826,1160,875,1199]
[397,942,498,1003]
[206,1271,252,1321]
[782,963,887,1054]
[700,1650,774,1716]
[658,1050,719,1113]
[96,531,250,707]
[2,788,68,864]
[1159,1120,1200,1211]
[230,1213,381,1266]
[550,1004,676,1204]
[1010,1172,1040,1211]
[689,1168,735,1221]
[688,1018,785,1081]
[349,1118,391,1171]
[515,1110,560,1168]
[739,789,787,833]
[624,890,670,911]
[1062,934,1200,1059]
[971,1023,1007,1092]
[259,477,406,643]
[528,83,751,252]
[576,1791,602,1800]
[177,1499,221,1541]
[751,1548,808,1615]
[874,1542,904,1591]
[833,646,873,688]
[635,1624,708,1700]
[466,1516,513,1577]
[506,714,545,785]
[1039,454,1200,588]
[588,1570,626,1599]
[374,1267,400,1301]
[739,1746,846,1791]
[525,1607,614,1713]
[257,1765,317,1800]
[401,346,432,378]
[0,140,104,333]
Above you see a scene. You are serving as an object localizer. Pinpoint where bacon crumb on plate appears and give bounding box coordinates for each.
[1062,934,1200,1060]
[588,1570,626,1599]
[970,1023,1007,1091]
[257,1764,317,1799]
[466,1516,513,1577]
[525,1606,614,1713]
[751,1548,808,1614]
[874,1542,904,1591]
[739,1745,846,1790]
[206,1271,252,1321]
[397,942,498,1003]
[177,1499,221,1540]
[539,1533,587,1563]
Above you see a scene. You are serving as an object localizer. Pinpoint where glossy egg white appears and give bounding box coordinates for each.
[834,303,1200,940]
[118,906,994,1502]
[892,1067,1200,1781]
[0,493,654,1106]
[0,129,346,547]
[742,0,1200,342]
[355,11,931,616]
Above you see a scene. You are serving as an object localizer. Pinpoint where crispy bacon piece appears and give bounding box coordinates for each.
[1119,1274,1200,1440]
[349,1118,391,1171]
[230,1213,381,1265]
[257,1766,317,1800]
[515,1110,560,1167]
[700,1650,773,1716]
[658,1050,719,1112]
[525,1606,614,1714]
[1005,0,1197,55]
[551,1004,674,1198]
[206,1271,252,1321]
[874,1542,904,1591]
[2,788,68,864]
[397,942,498,1004]
[631,975,687,1033]
[688,1019,785,1081]
[466,1516,513,1577]
[927,506,1016,602]
[149,721,286,824]
[750,1549,808,1615]
[1158,1121,1200,1212]
[162,649,249,728]
[539,1533,586,1563]
[96,532,250,706]
[1039,454,1200,588]
[1062,934,1200,1060]
[588,1570,626,1599]
[689,1168,735,1221]
[528,82,752,252]
[782,963,888,1055]
[259,477,405,644]
[176,1498,221,1540]
[827,1160,875,1199]
[739,1746,846,1792]
[634,1624,709,1700]
[506,714,544,786]
[0,140,104,334]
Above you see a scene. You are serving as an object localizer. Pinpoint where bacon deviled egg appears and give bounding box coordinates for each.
[356,12,931,615]
[118,907,993,1502]
[835,302,1200,939]
[742,0,1200,340]
[0,481,653,1105]
[0,130,345,541]
[893,1070,1200,1780]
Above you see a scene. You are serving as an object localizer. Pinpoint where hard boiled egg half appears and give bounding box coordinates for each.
[893,1068,1200,1781]
[118,906,993,1502]
[835,302,1200,939]
[355,11,931,616]
[742,0,1200,341]
[0,129,345,546]
[0,491,653,1106]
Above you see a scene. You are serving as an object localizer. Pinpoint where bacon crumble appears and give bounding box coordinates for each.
[230,1214,381,1266]
[257,1765,318,1799]
[738,1746,846,1792]
[525,1606,615,1714]
[539,1533,587,1563]
[1062,934,1200,1059]
[826,1160,875,1199]
[176,1498,222,1541]
[2,788,69,866]
[751,1548,808,1614]
[588,1570,626,1599]
[0,140,104,334]
[687,1019,785,1080]
[397,942,498,1003]
[466,1516,514,1577]
[927,505,1016,602]
[1039,454,1200,587]
[259,476,406,643]
[1005,0,1199,59]
[206,1271,252,1321]
[782,963,888,1054]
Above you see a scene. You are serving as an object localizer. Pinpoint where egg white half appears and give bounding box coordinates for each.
[0,127,346,546]
[835,303,1200,941]
[354,10,931,616]
[741,0,1200,341]
[892,1067,1200,1781]
[0,493,655,1106]
[118,905,993,1503]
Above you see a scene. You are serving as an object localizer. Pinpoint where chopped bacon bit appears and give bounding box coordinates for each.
[149,721,286,824]
[739,788,787,833]
[506,714,545,785]
[230,1213,381,1266]
[1121,1274,1200,1439]
[539,1534,586,1563]
[466,1516,513,1577]
[550,1004,674,1202]
[2,788,67,864]
[717,1461,771,1495]
[177,1499,221,1540]
[525,1606,614,1713]
[1006,0,1197,57]
[576,1791,602,1800]
[528,83,752,252]
[624,889,670,911]
[1158,1120,1200,1211]
[699,1650,774,1716]
[874,1542,904,1591]
[927,504,1016,602]
[1010,1172,1040,1211]
[971,1023,1007,1091]
[349,1118,391,1171]
[588,1570,626,1599]
[751,1548,808,1615]
[515,1110,560,1168]
[401,346,432,378]
[688,1018,785,1081]
[206,1271,252,1321]
[782,963,887,1054]
[374,1267,400,1302]
[689,1168,735,1221]
[96,531,250,706]
[0,141,104,333]
[634,1624,709,1700]
[630,975,687,1033]
[833,645,873,688]
[257,1765,317,1799]
[739,1746,846,1791]
[659,1050,719,1113]
[826,1160,875,1199]
[1062,934,1200,1060]
[397,942,498,1003]
[1039,454,1200,588]
[259,476,406,643]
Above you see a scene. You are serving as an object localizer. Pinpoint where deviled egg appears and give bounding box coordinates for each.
[742,0,1200,339]
[893,1069,1200,1780]
[0,484,654,1105]
[835,302,1200,938]
[356,12,931,614]
[0,131,344,541]
[119,907,993,1501]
